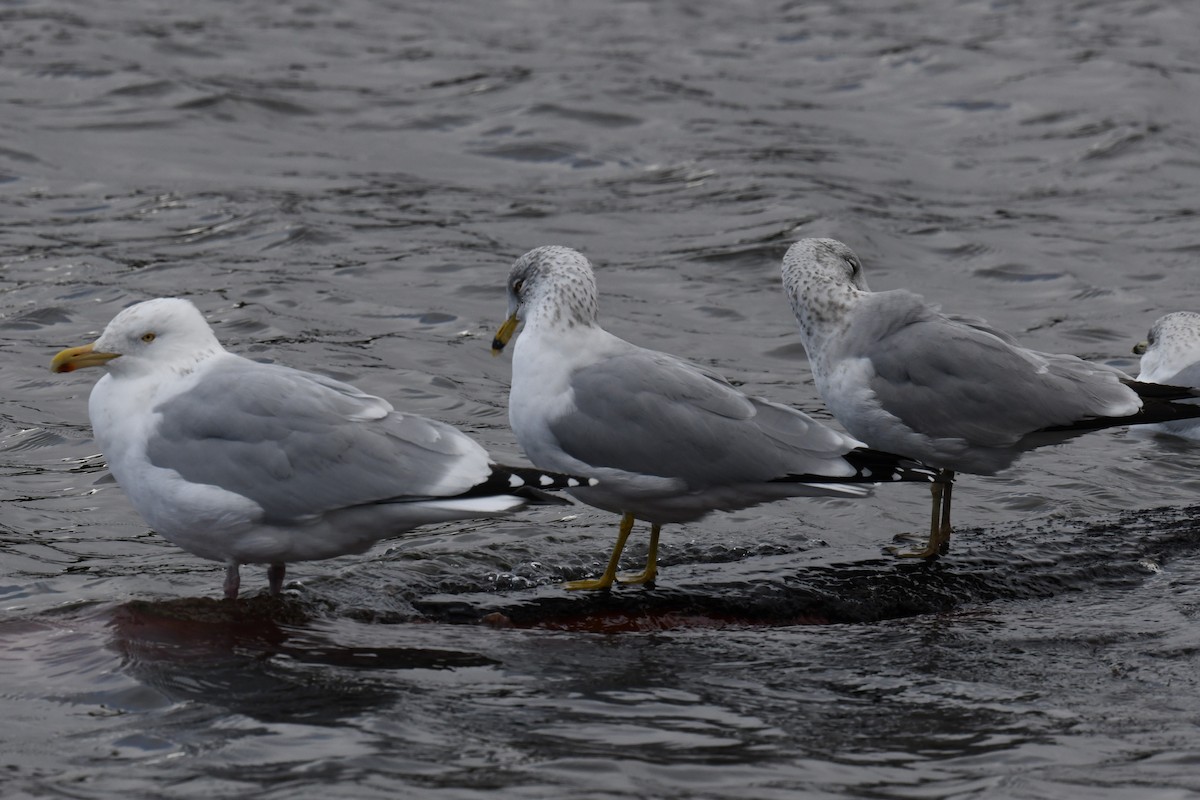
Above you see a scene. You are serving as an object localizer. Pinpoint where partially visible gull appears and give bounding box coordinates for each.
[782,237,1200,557]
[491,246,936,591]
[51,298,592,599]
[1133,311,1200,440]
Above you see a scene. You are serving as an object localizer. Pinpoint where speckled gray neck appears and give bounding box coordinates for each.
[508,246,601,331]
[781,238,870,349]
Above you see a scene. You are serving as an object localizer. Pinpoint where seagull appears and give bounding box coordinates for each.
[1132,311,1200,439]
[50,297,593,599]
[491,245,937,590]
[781,237,1200,558]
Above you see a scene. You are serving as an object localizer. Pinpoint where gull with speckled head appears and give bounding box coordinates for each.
[491,246,938,590]
[51,298,593,599]
[781,238,1200,557]
[1132,311,1200,439]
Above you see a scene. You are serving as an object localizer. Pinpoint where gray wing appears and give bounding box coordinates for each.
[547,349,858,487]
[944,312,1021,345]
[146,357,489,522]
[861,293,1138,446]
[1159,361,1200,388]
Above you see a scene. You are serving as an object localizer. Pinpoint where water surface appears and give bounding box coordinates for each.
[4,0,1200,797]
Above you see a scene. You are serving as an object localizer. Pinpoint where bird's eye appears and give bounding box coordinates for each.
[1147,333,1156,346]
[141,332,156,343]
[513,279,525,294]
[844,257,859,274]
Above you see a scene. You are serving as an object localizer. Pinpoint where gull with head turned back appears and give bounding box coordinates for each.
[491,245,938,591]
[51,298,593,599]
[781,238,1200,558]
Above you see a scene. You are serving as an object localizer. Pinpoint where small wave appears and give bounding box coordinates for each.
[974,264,1066,282]
[175,91,315,117]
[0,306,74,331]
[475,141,607,169]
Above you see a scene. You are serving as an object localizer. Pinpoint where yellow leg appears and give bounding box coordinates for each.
[564,513,636,591]
[617,523,660,585]
[894,469,955,559]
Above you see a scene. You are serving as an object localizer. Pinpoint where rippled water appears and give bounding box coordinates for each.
[4,0,1200,797]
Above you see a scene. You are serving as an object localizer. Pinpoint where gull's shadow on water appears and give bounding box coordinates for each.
[105,504,1200,655]
[109,596,497,723]
[408,504,1200,632]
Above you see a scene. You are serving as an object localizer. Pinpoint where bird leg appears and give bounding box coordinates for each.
[937,471,955,550]
[223,562,241,600]
[564,512,636,591]
[267,562,286,595]
[617,522,660,585]
[894,469,955,559]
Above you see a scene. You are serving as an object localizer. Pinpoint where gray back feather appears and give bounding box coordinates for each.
[147,358,484,522]
[548,349,855,487]
[857,292,1137,446]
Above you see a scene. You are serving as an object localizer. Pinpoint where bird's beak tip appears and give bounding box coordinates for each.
[491,314,518,356]
[50,343,118,373]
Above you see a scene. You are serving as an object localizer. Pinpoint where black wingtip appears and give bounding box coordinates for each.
[511,487,574,506]
[1038,380,1200,435]
[461,464,596,505]
[840,448,941,483]
[769,449,939,486]
[1125,378,1200,401]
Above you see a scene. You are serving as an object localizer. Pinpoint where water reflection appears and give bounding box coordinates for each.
[109,597,497,724]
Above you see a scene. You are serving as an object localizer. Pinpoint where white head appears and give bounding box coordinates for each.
[492,246,601,354]
[51,298,225,378]
[1134,311,1200,383]
[781,238,870,344]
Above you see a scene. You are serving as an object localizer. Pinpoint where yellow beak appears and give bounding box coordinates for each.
[491,314,519,356]
[50,343,120,373]
[1132,340,1148,356]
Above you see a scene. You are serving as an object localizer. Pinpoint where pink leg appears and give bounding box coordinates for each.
[268,562,286,595]
[223,562,241,600]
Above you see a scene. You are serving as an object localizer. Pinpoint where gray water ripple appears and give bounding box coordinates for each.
[4,0,1200,797]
